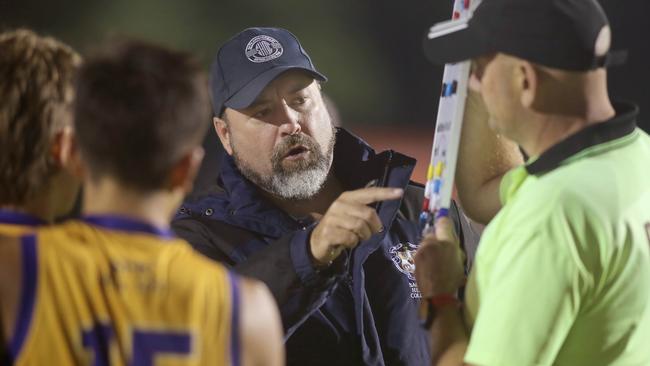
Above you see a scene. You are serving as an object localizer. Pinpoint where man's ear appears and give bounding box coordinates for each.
[214,115,233,156]
[518,61,538,109]
[168,147,205,194]
[50,127,86,179]
[50,126,74,168]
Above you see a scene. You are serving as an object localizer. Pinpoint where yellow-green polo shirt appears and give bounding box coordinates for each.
[465,102,650,366]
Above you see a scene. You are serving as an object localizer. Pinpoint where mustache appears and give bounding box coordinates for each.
[271,134,319,161]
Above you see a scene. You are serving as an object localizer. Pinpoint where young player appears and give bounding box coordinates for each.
[0,29,82,235]
[0,39,284,366]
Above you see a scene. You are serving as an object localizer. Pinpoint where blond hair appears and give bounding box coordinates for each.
[0,29,81,205]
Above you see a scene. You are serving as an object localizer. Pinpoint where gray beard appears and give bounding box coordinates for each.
[232,128,336,200]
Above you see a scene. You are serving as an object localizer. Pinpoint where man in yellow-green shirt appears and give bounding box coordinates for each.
[463,113,650,365]
[414,0,650,365]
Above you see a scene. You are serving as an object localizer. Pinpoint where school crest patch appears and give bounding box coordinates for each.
[389,242,418,281]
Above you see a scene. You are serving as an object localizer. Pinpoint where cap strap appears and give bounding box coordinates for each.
[596,49,628,68]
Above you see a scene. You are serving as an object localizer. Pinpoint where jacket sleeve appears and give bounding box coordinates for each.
[172,217,346,337]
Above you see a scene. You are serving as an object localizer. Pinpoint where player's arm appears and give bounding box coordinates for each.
[455,90,523,224]
[0,235,22,361]
[239,278,284,366]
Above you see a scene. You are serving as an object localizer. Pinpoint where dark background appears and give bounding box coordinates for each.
[3,0,648,182]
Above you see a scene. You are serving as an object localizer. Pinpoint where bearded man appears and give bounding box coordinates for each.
[172,27,485,366]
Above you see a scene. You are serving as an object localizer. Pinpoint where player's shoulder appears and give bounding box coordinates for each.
[34,219,87,240]
[238,275,278,330]
[237,275,284,365]
[164,238,231,277]
[159,241,238,308]
[24,220,98,256]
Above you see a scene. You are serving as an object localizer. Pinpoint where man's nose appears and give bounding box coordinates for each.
[277,103,302,136]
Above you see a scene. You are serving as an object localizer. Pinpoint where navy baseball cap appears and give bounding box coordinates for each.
[423,0,626,71]
[209,27,327,117]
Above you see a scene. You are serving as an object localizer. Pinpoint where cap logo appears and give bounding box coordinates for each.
[245,35,283,63]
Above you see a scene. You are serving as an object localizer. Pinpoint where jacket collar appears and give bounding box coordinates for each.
[526,101,639,176]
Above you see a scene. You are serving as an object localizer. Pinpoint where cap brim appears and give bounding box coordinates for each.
[423,18,492,65]
[225,66,327,110]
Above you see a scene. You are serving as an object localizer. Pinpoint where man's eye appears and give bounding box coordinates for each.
[293,97,307,106]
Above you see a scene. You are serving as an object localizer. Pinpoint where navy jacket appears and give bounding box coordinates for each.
[173,129,479,366]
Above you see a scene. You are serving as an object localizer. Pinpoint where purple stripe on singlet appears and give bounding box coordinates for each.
[9,234,38,361]
[0,210,45,227]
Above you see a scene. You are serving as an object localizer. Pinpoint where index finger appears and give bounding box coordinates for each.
[342,187,403,205]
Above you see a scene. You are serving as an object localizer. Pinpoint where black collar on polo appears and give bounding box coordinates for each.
[526,102,639,176]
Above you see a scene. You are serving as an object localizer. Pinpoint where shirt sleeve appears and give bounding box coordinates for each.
[464,218,588,366]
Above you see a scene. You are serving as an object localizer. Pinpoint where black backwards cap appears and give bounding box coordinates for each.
[209,27,327,117]
[423,0,627,71]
